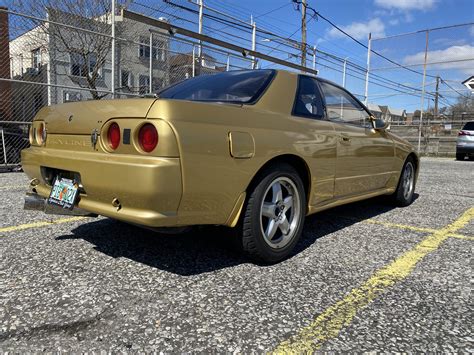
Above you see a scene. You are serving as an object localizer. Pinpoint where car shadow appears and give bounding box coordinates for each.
[57,194,418,276]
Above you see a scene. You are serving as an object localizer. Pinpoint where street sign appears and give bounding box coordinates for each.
[462,76,474,91]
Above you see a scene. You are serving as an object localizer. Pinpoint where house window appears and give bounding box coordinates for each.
[139,37,151,58]
[121,70,131,88]
[139,37,164,60]
[70,52,99,77]
[32,48,41,69]
[139,74,150,95]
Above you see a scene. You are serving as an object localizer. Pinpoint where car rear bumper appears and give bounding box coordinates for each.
[21,147,183,227]
[456,144,474,155]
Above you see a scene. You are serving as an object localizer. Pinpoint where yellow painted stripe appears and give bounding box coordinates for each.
[275,207,474,353]
[0,185,25,190]
[450,234,474,241]
[364,219,437,233]
[0,217,86,233]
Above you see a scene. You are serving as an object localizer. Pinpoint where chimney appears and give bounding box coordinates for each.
[0,7,12,121]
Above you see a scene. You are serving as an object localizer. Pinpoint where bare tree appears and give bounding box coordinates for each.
[10,0,116,99]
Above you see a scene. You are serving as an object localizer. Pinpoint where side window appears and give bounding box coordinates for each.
[319,81,370,127]
[293,75,324,119]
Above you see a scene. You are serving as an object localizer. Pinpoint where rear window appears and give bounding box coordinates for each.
[462,121,474,131]
[157,70,275,104]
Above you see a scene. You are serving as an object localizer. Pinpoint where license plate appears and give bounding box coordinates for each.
[48,177,79,210]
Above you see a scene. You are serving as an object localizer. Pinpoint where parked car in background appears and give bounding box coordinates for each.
[22,69,419,263]
[456,121,474,160]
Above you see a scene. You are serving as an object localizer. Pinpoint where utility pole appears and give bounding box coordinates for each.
[434,75,440,118]
[301,0,307,68]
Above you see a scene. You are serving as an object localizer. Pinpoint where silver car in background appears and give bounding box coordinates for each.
[456,121,474,160]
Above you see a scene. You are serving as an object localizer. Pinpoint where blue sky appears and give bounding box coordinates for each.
[4,0,473,111]
[198,0,474,111]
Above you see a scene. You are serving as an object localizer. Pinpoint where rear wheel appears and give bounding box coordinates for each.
[391,158,416,206]
[239,164,306,263]
[456,153,465,161]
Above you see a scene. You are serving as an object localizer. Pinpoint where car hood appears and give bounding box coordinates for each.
[34,98,158,135]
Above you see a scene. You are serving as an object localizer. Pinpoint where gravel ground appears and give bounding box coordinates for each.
[0,157,472,352]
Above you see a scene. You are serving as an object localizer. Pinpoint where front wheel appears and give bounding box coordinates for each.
[239,164,306,263]
[456,153,465,161]
[391,158,416,207]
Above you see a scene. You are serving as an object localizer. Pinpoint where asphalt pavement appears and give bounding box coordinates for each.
[0,157,472,352]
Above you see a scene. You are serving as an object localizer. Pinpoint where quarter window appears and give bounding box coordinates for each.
[293,75,324,119]
[319,81,370,127]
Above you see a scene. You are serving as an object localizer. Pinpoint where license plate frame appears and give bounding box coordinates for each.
[47,177,79,210]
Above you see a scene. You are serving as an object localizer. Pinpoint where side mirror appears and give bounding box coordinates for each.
[370,116,390,130]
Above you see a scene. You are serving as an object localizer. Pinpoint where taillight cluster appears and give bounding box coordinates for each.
[106,122,159,153]
[30,121,47,146]
[458,130,472,136]
[107,122,121,150]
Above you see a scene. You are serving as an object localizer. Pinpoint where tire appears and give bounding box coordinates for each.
[391,157,417,207]
[238,163,306,263]
[456,153,464,161]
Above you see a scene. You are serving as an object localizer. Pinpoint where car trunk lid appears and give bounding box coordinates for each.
[35,98,157,135]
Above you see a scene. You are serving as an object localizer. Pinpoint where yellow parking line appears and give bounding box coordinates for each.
[364,219,437,233]
[275,207,474,353]
[0,217,86,233]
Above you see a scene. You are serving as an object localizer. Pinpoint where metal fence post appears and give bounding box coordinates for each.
[111,0,116,98]
[364,33,371,106]
[417,30,429,154]
[342,57,348,88]
[192,45,196,77]
[251,17,256,69]
[1,129,6,167]
[312,45,316,71]
[198,0,203,59]
[149,31,153,93]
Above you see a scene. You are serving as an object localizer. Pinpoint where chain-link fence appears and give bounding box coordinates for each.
[1,3,312,168]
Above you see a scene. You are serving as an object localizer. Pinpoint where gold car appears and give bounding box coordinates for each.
[22,69,418,263]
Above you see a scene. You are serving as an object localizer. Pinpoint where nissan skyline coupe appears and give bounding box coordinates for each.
[22,69,419,263]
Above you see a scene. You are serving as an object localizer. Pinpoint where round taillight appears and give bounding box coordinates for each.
[138,123,158,153]
[36,123,46,145]
[107,122,121,150]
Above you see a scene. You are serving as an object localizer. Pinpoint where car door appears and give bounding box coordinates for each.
[318,80,395,198]
[291,75,337,205]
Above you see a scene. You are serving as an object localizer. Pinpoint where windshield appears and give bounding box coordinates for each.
[158,70,275,104]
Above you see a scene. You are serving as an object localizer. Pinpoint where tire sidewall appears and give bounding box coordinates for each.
[395,158,416,206]
[246,165,306,262]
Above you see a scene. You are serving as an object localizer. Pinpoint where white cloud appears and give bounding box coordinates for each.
[327,18,385,41]
[374,0,437,10]
[403,45,474,74]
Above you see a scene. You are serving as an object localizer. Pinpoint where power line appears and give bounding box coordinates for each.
[291,0,438,79]
[441,79,471,99]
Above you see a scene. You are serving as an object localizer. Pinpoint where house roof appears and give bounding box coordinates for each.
[367,103,382,112]
[390,108,406,116]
